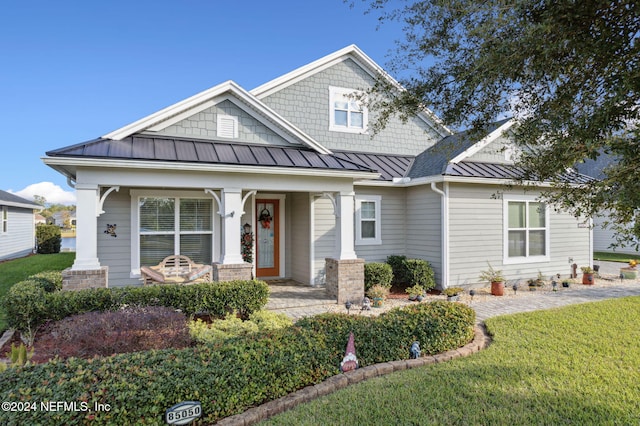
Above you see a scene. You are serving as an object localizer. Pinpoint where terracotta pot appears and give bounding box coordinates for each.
[491,281,504,296]
[582,273,594,285]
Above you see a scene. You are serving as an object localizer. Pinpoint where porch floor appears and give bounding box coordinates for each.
[265,280,336,318]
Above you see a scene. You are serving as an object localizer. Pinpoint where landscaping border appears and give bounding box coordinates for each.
[216,324,491,426]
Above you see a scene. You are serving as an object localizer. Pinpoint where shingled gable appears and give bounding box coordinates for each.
[251,44,453,139]
[102,80,332,155]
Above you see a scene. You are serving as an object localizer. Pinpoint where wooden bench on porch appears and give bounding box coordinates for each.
[140,255,213,286]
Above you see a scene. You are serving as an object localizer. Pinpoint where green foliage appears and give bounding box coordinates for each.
[443,287,464,297]
[35,224,61,254]
[479,262,505,283]
[0,302,474,425]
[404,259,436,290]
[386,255,409,285]
[405,284,425,297]
[26,271,63,292]
[364,262,393,291]
[2,281,48,346]
[4,280,270,338]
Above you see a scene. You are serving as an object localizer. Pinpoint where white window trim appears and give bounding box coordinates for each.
[129,189,218,277]
[1,206,7,234]
[355,195,381,246]
[328,86,368,134]
[503,194,550,264]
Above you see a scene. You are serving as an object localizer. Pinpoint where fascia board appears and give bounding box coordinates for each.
[448,119,516,164]
[3,201,41,210]
[42,157,379,180]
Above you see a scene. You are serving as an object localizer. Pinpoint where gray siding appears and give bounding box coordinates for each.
[0,206,35,261]
[153,100,293,146]
[405,186,443,284]
[354,187,407,261]
[97,189,136,287]
[447,183,591,286]
[593,214,639,254]
[289,193,311,284]
[467,135,512,164]
[312,197,336,285]
[260,58,442,155]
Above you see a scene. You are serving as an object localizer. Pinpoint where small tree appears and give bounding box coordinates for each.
[36,224,61,254]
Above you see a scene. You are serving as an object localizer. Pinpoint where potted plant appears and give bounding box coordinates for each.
[581,266,595,285]
[367,285,389,307]
[443,287,464,302]
[561,278,574,288]
[405,284,425,301]
[479,262,505,296]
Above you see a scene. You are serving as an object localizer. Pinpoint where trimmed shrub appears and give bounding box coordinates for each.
[405,259,436,291]
[364,262,393,292]
[35,224,61,254]
[5,280,270,337]
[387,255,409,285]
[0,302,474,425]
[189,310,293,344]
[2,281,48,346]
[27,271,63,293]
[45,306,191,359]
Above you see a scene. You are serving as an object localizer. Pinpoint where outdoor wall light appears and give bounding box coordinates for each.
[243,223,251,234]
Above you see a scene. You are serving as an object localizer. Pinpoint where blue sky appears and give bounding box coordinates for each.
[0,0,407,204]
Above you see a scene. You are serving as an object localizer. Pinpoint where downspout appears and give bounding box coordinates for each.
[431,182,449,288]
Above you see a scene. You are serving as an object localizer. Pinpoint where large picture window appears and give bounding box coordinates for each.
[329,86,367,133]
[355,195,381,245]
[504,197,549,263]
[139,197,212,266]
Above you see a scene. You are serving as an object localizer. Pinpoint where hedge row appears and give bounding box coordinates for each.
[0,302,475,425]
[2,280,270,337]
[364,255,437,291]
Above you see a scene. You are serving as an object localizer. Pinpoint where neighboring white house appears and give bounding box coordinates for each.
[43,45,592,298]
[0,190,40,261]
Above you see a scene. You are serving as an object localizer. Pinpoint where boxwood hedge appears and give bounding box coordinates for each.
[0,301,475,425]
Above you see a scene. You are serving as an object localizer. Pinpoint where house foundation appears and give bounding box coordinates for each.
[213,262,253,282]
[62,266,109,290]
[325,258,365,304]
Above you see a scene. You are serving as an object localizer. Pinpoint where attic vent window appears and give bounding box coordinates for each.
[217,115,238,139]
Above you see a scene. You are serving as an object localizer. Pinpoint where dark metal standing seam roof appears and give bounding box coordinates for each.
[445,161,594,184]
[45,136,375,174]
[332,151,414,181]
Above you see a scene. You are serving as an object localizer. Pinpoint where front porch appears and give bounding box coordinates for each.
[265,280,336,319]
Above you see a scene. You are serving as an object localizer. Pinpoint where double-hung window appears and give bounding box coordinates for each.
[329,87,367,133]
[139,197,212,266]
[504,196,549,263]
[355,195,381,245]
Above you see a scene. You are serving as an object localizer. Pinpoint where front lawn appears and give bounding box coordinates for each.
[594,251,640,263]
[0,253,75,333]
[264,297,640,425]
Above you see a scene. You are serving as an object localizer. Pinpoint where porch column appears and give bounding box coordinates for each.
[335,191,358,260]
[220,188,244,264]
[71,183,101,270]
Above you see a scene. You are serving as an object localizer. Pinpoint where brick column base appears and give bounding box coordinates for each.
[325,258,364,304]
[213,262,253,282]
[62,266,109,291]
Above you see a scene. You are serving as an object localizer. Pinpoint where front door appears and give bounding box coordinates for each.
[256,199,279,277]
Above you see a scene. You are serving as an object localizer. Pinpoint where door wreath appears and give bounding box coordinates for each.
[259,208,273,229]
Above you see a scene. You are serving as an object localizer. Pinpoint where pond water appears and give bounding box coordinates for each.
[61,237,76,252]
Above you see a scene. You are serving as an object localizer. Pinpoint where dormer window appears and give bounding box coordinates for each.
[329,87,367,133]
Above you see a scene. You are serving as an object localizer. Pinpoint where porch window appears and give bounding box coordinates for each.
[139,197,212,266]
[355,195,381,245]
[504,197,549,263]
[1,206,7,233]
[329,86,367,133]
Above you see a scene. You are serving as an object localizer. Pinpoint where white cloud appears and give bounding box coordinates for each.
[9,182,76,205]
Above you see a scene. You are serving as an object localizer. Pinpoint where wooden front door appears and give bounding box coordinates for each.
[256,199,279,277]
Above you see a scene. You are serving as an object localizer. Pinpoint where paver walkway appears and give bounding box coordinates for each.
[266,261,640,322]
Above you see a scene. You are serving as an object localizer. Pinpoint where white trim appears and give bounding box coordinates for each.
[328,86,368,134]
[309,193,316,285]
[502,194,551,265]
[43,157,378,180]
[355,194,382,246]
[430,182,449,287]
[1,205,7,234]
[449,119,516,164]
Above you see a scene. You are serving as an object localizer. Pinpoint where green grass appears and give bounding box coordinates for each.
[263,297,640,425]
[594,251,640,263]
[0,253,75,333]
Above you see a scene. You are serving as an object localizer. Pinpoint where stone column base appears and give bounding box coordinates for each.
[62,266,109,291]
[325,258,364,304]
[213,262,253,282]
